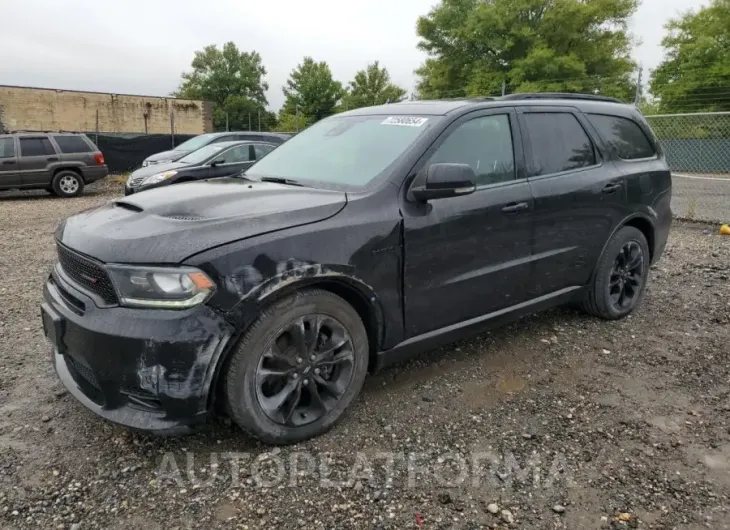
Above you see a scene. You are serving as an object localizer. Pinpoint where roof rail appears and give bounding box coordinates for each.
[499,92,623,104]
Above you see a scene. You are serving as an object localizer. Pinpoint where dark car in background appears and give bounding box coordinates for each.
[141,131,291,167]
[0,132,108,197]
[125,140,277,194]
[42,94,671,445]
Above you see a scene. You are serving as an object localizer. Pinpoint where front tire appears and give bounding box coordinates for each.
[224,289,369,445]
[582,226,650,320]
[52,171,84,198]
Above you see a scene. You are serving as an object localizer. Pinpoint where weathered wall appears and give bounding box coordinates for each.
[0,85,213,134]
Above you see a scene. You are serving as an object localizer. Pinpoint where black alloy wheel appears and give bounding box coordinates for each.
[224,289,368,444]
[582,225,651,320]
[255,314,355,427]
[608,241,645,311]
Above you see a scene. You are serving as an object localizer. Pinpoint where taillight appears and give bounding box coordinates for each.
[94,153,105,165]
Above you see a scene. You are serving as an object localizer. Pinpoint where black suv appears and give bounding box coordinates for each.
[0,132,108,197]
[41,94,671,444]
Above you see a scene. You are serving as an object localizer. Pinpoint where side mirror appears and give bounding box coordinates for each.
[411,163,477,202]
[210,158,226,167]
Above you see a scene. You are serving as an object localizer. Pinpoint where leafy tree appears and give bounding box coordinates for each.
[275,112,310,132]
[175,42,271,131]
[283,57,344,122]
[341,61,407,110]
[415,0,638,101]
[650,0,730,113]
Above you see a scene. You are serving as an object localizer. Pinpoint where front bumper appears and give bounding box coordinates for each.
[42,265,235,434]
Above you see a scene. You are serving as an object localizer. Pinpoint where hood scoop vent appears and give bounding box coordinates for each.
[114,201,143,212]
[159,213,208,221]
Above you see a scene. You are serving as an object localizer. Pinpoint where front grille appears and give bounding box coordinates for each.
[57,243,118,305]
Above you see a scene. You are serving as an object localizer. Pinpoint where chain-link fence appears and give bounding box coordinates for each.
[644,112,730,223]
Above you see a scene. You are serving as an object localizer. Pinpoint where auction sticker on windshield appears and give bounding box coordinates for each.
[381,116,429,127]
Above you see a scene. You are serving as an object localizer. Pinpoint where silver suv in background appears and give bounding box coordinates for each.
[0,132,108,197]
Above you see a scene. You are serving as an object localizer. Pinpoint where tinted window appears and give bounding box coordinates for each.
[253,143,275,159]
[175,134,218,151]
[19,137,56,157]
[246,115,438,189]
[0,138,14,158]
[587,114,656,160]
[219,144,252,163]
[524,113,596,175]
[178,144,225,165]
[53,135,91,154]
[428,114,515,186]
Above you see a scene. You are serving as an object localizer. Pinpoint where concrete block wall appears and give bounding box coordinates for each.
[0,85,212,135]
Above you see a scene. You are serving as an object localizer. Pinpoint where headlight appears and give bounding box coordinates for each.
[106,265,215,309]
[141,170,177,186]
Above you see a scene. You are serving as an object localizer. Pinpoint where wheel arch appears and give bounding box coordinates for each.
[208,274,385,412]
[53,166,84,182]
[590,213,656,284]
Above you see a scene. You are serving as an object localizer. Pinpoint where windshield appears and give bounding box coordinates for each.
[246,115,437,189]
[175,133,218,152]
[178,144,225,165]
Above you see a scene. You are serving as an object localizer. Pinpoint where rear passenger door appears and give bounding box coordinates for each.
[17,136,59,186]
[0,136,21,188]
[518,107,626,297]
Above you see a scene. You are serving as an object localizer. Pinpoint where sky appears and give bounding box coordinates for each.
[0,0,709,111]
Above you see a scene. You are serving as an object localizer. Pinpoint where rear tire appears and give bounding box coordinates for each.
[224,289,368,445]
[582,226,650,320]
[52,170,84,198]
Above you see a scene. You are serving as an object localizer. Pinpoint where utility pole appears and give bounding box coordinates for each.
[501,79,506,97]
[258,109,261,131]
[225,112,229,132]
[248,113,252,131]
[634,65,643,106]
[295,104,300,133]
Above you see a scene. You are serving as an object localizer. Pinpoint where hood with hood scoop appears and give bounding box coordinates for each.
[56,178,347,263]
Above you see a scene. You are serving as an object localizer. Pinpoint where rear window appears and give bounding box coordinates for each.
[19,137,56,157]
[587,114,656,160]
[523,112,596,175]
[52,135,92,154]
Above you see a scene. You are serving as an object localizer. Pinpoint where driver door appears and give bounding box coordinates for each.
[402,108,534,337]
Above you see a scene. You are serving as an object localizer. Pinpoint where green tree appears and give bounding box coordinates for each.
[341,61,407,110]
[283,57,344,122]
[275,112,310,132]
[415,0,638,100]
[174,42,271,131]
[650,0,730,113]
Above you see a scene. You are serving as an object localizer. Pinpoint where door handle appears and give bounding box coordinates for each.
[501,201,529,213]
[1,160,14,165]
[47,157,59,162]
[603,182,622,193]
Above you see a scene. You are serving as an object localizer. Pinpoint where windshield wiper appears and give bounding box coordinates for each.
[258,176,306,187]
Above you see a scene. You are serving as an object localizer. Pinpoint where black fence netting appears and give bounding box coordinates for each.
[89,133,196,174]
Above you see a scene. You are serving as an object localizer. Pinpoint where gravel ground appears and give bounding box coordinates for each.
[1,181,729,530]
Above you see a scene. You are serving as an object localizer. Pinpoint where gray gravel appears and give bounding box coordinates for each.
[1,181,730,529]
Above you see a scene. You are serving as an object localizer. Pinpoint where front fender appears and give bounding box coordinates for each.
[224,259,384,336]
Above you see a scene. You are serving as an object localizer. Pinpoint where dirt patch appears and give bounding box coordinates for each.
[0,183,729,529]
